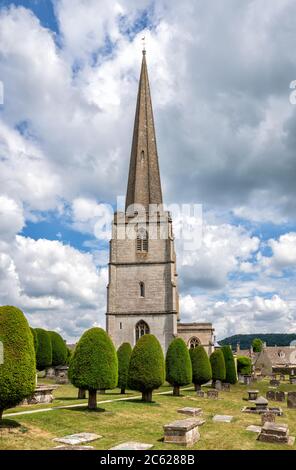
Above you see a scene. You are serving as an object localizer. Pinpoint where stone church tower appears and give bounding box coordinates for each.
[106,50,214,354]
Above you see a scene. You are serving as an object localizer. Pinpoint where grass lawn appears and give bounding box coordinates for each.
[0,379,295,450]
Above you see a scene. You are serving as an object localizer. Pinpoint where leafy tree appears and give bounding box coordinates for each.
[0,306,36,420]
[221,345,237,384]
[35,328,52,370]
[210,349,226,385]
[128,334,165,402]
[237,356,252,375]
[69,328,118,410]
[166,338,192,396]
[117,343,133,394]
[252,338,263,353]
[190,345,212,390]
[49,331,68,366]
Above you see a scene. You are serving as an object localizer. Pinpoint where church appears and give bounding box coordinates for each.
[106,49,214,354]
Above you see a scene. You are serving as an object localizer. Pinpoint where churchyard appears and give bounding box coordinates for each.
[1,378,296,450]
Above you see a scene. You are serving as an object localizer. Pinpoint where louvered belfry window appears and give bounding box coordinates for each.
[136,227,148,252]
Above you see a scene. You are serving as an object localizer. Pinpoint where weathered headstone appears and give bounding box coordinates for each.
[275,391,285,402]
[163,418,203,447]
[196,390,205,398]
[222,383,231,392]
[247,390,259,401]
[177,407,203,417]
[52,445,94,450]
[246,425,261,433]
[258,422,291,444]
[287,391,296,409]
[244,375,252,386]
[212,415,233,423]
[270,379,280,387]
[53,433,102,446]
[207,390,219,399]
[280,374,285,381]
[21,384,58,405]
[266,390,276,401]
[214,380,222,390]
[109,442,154,450]
[261,411,276,426]
[255,396,268,412]
[289,376,296,385]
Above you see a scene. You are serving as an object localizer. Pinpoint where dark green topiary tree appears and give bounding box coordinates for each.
[221,345,237,384]
[237,356,252,375]
[69,327,118,410]
[49,331,68,366]
[190,345,212,391]
[0,306,36,420]
[30,327,38,353]
[35,328,52,371]
[128,334,165,402]
[66,347,72,365]
[252,338,263,353]
[166,338,192,396]
[210,349,226,385]
[117,342,132,394]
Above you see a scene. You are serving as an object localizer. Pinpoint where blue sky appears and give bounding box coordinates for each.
[0,0,296,341]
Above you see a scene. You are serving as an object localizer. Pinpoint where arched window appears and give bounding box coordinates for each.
[140,282,145,297]
[135,320,150,342]
[188,337,200,349]
[136,227,148,252]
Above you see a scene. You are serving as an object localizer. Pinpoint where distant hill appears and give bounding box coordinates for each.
[219,334,296,350]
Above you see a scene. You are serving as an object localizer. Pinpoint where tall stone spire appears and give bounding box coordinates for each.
[125,50,163,212]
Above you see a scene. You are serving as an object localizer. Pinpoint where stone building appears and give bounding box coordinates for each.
[106,50,214,353]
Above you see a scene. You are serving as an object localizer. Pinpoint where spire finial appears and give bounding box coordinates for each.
[141,35,146,55]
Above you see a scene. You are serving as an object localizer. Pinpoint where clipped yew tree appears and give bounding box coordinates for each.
[30,327,38,353]
[49,331,68,366]
[117,342,133,394]
[237,356,252,375]
[210,349,226,385]
[0,306,36,420]
[166,338,192,396]
[128,334,165,402]
[69,327,118,410]
[221,345,237,384]
[190,345,212,391]
[35,328,52,371]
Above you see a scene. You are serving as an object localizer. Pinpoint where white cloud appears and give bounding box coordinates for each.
[0,195,24,241]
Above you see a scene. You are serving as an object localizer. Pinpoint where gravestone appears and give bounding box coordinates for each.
[196,390,205,398]
[261,411,276,426]
[22,384,58,405]
[244,375,252,386]
[214,380,222,390]
[266,390,276,401]
[52,445,94,450]
[207,390,219,399]
[287,391,296,409]
[258,422,292,444]
[53,433,102,446]
[212,415,233,423]
[255,396,268,412]
[247,390,259,401]
[163,418,203,447]
[289,376,296,385]
[270,380,280,387]
[246,425,261,433]
[109,442,154,450]
[275,391,285,402]
[177,407,203,417]
[222,383,231,392]
[55,366,69,385]
[280,374,285,381]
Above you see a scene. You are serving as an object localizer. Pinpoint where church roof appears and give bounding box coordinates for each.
[125,50,163,213]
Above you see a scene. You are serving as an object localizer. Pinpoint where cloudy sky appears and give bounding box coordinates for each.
[0,0,296,341]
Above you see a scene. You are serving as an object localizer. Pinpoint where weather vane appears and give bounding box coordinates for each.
[142,36,146,53]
